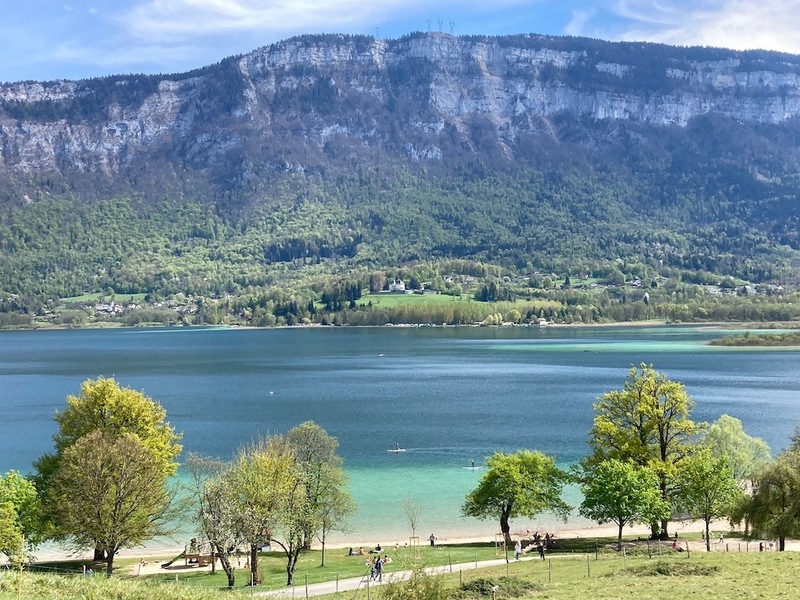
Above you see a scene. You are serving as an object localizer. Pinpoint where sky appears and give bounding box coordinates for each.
[2,0,799,83]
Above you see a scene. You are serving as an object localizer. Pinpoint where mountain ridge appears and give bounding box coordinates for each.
[1,32,799,323]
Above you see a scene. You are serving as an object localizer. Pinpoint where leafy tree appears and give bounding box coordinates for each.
[746,451,800,551]
[187,454,239,588]
[675,449,742,551]
[0,502,24,564]
[0,470,41,557]
[587,364,701,539]
[50,431,177,576]
[226,436,297,585]
[35,377,182,559]
[462,451,570,551]
[286,421,354,565]
[579,459,670,551]
[703,415,771,484]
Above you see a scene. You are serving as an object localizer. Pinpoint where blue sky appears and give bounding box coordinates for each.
[2,0,799,83]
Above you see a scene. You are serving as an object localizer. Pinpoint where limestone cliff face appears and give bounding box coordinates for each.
[2,32,800,177]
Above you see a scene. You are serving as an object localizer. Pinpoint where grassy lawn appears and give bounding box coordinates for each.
[358,293,469,309]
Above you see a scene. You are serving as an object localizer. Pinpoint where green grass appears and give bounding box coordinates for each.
[358,293,469,309]
[4,539,796,599]
[59,293,147,304]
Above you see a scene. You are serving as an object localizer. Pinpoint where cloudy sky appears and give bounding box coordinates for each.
[2,0,799,82]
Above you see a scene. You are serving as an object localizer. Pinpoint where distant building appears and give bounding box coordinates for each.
[388,278,406,293]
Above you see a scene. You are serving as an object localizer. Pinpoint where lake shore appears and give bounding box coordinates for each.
[31,518,734,564]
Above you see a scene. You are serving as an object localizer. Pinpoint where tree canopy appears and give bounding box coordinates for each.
[579,459,670,551]
[50,431,177,576]
[462,450,570,548]
[587,363,702,538]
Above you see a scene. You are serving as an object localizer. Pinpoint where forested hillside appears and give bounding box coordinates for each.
[1,33,799,327]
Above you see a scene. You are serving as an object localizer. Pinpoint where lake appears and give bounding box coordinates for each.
[1,324,799,545]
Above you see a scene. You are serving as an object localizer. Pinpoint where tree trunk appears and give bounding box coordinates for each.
[705,519,711,552]
[500,508,512,547]
[105,550,116,578]
[617,521,624,552]
[320,539,326,567]
[286,549,301,586]
[93,546,106,561]
[250,543,259,585]
[214,544,235,588]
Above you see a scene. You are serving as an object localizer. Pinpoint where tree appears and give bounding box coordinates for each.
[0,470,41,559]
[227,435,296,585]
[35,377,182,560]
[746,451,800,551]
[187,454,239,588]
[402,497,422,539]
[50,431,177,576]
[579,460,670,551]
[286,421,354,566]
[0,503,24,565]
[462,450,570,551]
[587,364,701,539]
[675,449,742,551]
[704,415,771,484]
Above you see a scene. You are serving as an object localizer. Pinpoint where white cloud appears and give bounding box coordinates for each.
[124,0,418,40]
[587,0,800,54]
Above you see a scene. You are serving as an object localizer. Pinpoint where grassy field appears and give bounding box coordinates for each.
[358,293,469,309]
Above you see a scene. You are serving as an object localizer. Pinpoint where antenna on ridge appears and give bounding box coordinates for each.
[375,27,380,39]
[438,18,443,32]
[449,20,455,35]
[427,19,431,32]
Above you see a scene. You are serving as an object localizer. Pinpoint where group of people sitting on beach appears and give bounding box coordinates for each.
[525,531,556,548]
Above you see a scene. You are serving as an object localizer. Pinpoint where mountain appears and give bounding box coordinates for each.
[1,32,800,320]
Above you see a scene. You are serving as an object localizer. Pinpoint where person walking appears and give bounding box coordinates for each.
[429,533,436,547]
[537,542,545,560]
[375,557,383,582]
[514,540,522,560]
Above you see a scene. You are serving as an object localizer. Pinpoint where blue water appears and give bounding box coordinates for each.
[1,325,799,543]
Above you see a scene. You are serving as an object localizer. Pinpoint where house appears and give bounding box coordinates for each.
[388,278,406,293]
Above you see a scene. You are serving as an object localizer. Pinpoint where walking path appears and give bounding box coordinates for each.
[256,554,551,598]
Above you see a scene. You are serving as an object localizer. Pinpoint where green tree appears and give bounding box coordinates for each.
[0,470,41,557]
[579,460,670,551]
[226,436,296,585]
[50,431,177,576]
[0,503,24,564]
[286,421,355,565]
[35,377,182,559]
[462,451,570,552]
[746,451,800,551]
[587,364,701,539]
[675,449,742,551]
[704,415,771,484]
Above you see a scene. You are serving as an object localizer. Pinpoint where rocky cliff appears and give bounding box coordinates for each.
[2,32,800,182]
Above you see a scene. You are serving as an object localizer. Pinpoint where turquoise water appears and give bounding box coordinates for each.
[2,325,799,543]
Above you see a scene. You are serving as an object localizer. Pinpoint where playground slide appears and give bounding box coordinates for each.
[161,550,186,568]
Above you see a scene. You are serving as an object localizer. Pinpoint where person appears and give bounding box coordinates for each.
[674,532,679,541]
[383,554,392,564]
[537,542,545,560]
[348,547,355,556]
[429,533,436,547]
[369,557,377,580]
[375,557,383,582]
[514,540,522,560]
[718,533,724,544]
[759,542,765,552]
[375,543,382,553]
[395,443,401,450]
[471,459,475,468]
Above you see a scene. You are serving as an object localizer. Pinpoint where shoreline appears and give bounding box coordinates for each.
[30,518,732,563]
